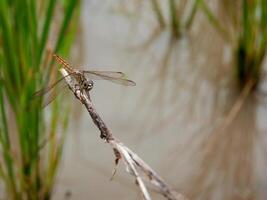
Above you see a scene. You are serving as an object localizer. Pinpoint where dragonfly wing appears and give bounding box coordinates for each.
[53,54,74,72]
[83,71,136,86]
[33,72,75,107]
[88,70,125,78]
[41,84,68,108]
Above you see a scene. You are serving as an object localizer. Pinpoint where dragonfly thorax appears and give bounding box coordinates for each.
[76,71,94,91]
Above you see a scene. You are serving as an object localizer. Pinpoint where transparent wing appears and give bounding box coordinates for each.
[40,84,68,108]
[33,73,75,108]
[83,70,136,86]
[85,70,125,78]
[53,54,74,72]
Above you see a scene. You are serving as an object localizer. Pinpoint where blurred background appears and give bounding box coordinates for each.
[1,0,267,200]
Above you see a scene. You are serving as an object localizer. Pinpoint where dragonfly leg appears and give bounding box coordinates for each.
[74,83,82,96]
[74,83,80,90]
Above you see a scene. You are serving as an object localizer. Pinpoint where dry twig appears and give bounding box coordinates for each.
[59,68,188,200]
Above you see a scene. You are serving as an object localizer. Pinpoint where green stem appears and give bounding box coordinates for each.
[199,0,229,41]
[184,0,200,30]
[169,0,180,37]
[38,0,57,66]
[151,0,165,27]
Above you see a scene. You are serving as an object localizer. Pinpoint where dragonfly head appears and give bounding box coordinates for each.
[82,79,94,91]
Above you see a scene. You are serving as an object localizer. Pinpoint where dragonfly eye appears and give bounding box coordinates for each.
[82,81,88,88]
[83,80,93,90]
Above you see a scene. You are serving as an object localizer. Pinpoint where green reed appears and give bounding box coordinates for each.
[200,0,267,88]
[0,0,79,199]
[151,0,165,28]
[150,0,200,37]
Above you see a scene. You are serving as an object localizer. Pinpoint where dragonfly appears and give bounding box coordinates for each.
[34,54,136,107]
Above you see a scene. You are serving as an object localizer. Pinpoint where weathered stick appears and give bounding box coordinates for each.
[60,68,188,200]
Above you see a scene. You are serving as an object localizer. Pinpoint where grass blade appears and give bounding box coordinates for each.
[38,0,57,65]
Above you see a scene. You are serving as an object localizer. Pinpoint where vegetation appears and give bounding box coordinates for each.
[0,0,79,199]
[200,0,267,88]
[150,0,200,37]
